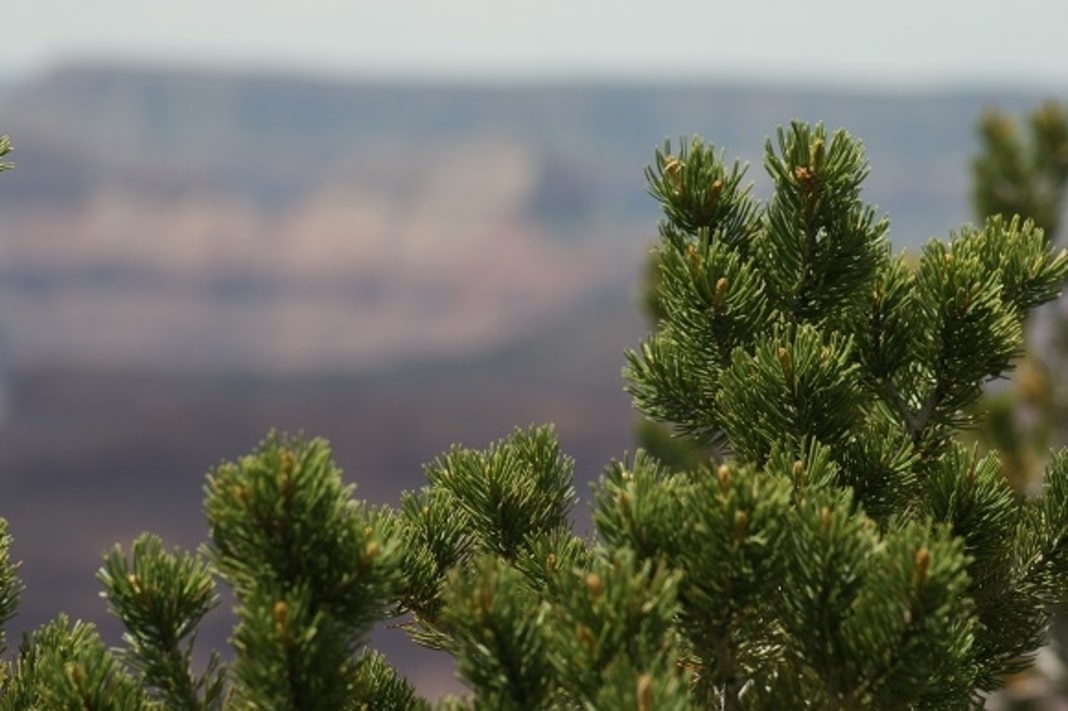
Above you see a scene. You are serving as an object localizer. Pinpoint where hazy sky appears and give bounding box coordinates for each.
[4,0,1067,88]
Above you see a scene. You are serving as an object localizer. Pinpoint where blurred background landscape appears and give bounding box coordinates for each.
[1,0,1066,697]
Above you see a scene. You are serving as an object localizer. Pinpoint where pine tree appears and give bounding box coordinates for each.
[968,101,1068,708]
[634,238,717,473]
[4,121,1068,709]
[969,101,1068,489]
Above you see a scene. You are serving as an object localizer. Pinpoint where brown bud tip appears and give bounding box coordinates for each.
[687,244,700,269]
[915,547,931,584]
[793,460,804,478]
[717,464,731,491]
[663,156,684,193]
[364,541,380,561]
[714,277,729,310]
[707,178,724,206]
[128,573,141,594]
[586,572,604,599]
[794,165,813,183]
[232,485,247,503]
[734,510,749,539]
[638,673,653,711]
[280,449,295,476]
[811,138,825,171]
[576,623,594,650]
[273,600,287,626]
[820,506,833,529]
[546,553,557,571]
[278,452,295,496]
[778,347,792,373]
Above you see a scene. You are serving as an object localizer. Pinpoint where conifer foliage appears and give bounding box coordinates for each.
[968,101,1068,708]
[3,122,1068,708]
[969,101,1068,489]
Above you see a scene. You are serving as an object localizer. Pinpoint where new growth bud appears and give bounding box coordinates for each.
[820,506,833,532]
[663,155,684,194]
[734,510,749,540]
[687,244,701,271]
[638,673,653,711]
[364,540,380,561]
[279,449,296,500]
[577,623,594,651]
[713,277,729,312]
[586,572,603,600]
[811,137,825,173]
[915,547,931,586]
[707,178,724,207]
[717,464,732,494]
[274,600,288,640]
[778,347,793,377]
[280,449,295,477]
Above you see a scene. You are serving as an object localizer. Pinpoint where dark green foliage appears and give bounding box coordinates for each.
[395,426,579,653]
[632,417,709,472]
[98,534,224,709]
[422,426,576,561]
[973,101,1068,242]
[4,122,1068,709]
[1,615,151,710]
[968,101,1068,489]
[623,121,1068,706]
[717,325,861,463]
[438,555,552,710]
[0,520,21,660]
[966,102,1068,706]
[644,136,760,246]
[203,433,402,709]
[352,651,430,711]
[761,124,888,325]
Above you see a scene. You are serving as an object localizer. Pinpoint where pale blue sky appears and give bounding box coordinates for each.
[4,0,1067,87]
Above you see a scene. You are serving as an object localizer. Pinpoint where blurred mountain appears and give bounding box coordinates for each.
[0,64,1052,371]
[0,65,650,370]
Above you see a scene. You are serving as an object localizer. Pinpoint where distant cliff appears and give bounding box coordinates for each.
[0,64,1047,370]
